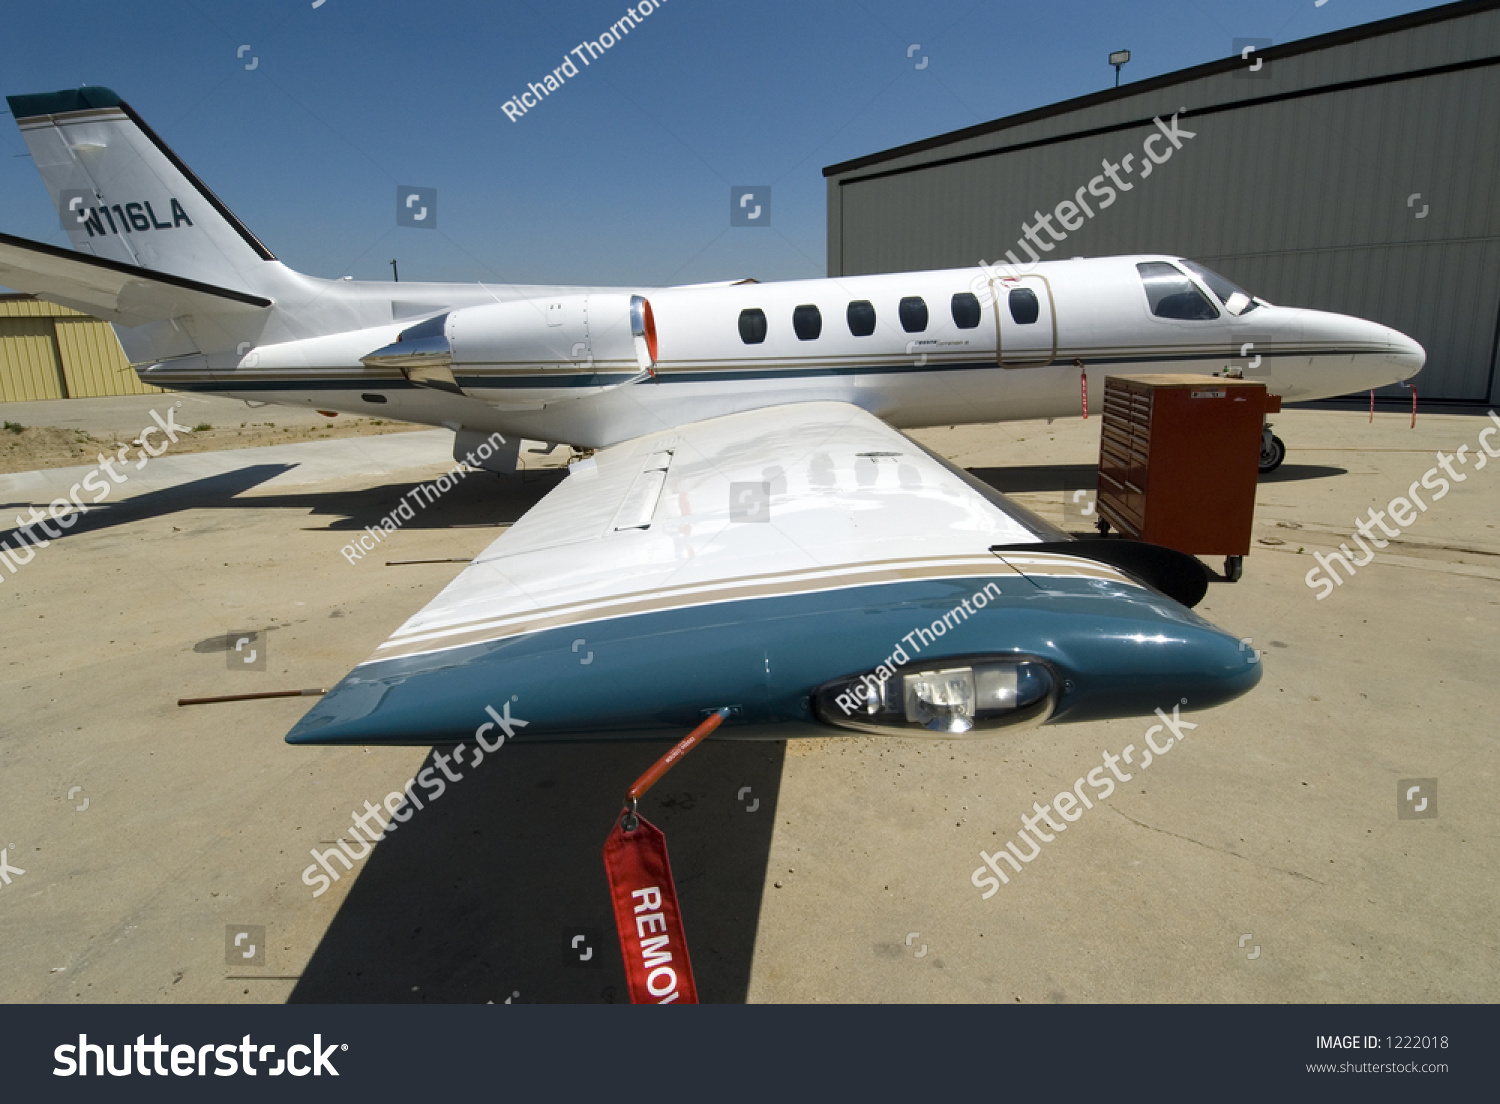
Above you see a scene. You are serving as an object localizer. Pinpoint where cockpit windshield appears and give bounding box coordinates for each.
[1178,260,1261,315]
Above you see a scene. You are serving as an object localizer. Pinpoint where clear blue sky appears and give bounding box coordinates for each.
[0,0,1439,288]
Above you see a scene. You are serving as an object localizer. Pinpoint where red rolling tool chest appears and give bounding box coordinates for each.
[1095,374,1278,581]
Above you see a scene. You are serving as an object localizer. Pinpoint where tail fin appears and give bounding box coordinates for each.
[7,86,276,297]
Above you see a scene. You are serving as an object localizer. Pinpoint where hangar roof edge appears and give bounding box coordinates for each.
[822,0,1500,179]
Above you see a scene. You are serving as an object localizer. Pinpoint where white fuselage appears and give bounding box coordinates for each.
[139,254,1424,450]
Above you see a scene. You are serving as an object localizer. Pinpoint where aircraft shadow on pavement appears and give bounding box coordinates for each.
[0,464,567,546]
[287,737,785,1005]
[0,464,297,548]
[967,464,1099,495]
[1257,463,1348,483]
[2,456,1347,549]
[299,468,567,530]
[968,462,1347,494]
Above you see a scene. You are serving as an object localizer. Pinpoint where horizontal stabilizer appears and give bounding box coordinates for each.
[0,231,270,325]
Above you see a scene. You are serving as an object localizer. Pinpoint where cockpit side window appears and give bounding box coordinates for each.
[1179,259,1259,315]
[1136,261,1220,321]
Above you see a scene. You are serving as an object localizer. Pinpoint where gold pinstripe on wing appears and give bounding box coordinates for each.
[365,552,1138,664]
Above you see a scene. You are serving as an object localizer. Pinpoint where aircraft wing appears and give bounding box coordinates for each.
[287,401,1259,745]
[0,231,270,325]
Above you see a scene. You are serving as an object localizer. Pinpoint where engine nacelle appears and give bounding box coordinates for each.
[361,293,657,395]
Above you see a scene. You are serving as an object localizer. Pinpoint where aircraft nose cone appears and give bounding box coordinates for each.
[1385,326,1425,381]
[1304,311,1427,394]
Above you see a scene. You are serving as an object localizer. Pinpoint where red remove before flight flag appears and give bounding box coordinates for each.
[602,707,729,1005]
[604,812,698,1004]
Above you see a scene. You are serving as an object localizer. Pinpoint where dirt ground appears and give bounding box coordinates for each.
[0,414,424,474]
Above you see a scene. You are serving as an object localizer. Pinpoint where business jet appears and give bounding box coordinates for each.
[0,87,1422,745]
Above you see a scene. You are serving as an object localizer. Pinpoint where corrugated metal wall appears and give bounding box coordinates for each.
[0,315,66,402]
[54,318,155,397]
[0,296,159,401]
[827,1,1500,403]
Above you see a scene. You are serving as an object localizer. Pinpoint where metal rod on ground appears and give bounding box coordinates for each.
[178,689,327,707]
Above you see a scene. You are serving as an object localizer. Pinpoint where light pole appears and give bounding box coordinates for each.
[1110,49,1131,88]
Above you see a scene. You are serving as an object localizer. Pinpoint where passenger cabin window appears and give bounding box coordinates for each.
[951,292,982,329]
[792,304,822,341]
[1136,262,1219,320]
[899,296,928,333]
[1008,288,1040,325]
[847,300,876,337]
[739,308,768,344]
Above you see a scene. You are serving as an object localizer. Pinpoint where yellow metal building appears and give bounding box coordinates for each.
[0,294,161,402]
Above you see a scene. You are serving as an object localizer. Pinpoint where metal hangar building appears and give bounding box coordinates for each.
[823,0,1500,404]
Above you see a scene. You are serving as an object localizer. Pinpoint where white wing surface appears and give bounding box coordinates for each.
[373,401,1084,665]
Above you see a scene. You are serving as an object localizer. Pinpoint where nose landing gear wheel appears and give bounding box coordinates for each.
[1224,556,1243,582]
[1258,434,1286,474]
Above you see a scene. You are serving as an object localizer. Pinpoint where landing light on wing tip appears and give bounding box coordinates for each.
[813,655,1059,737]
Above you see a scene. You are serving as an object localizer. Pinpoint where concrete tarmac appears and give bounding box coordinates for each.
[0,403,1494,1003]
